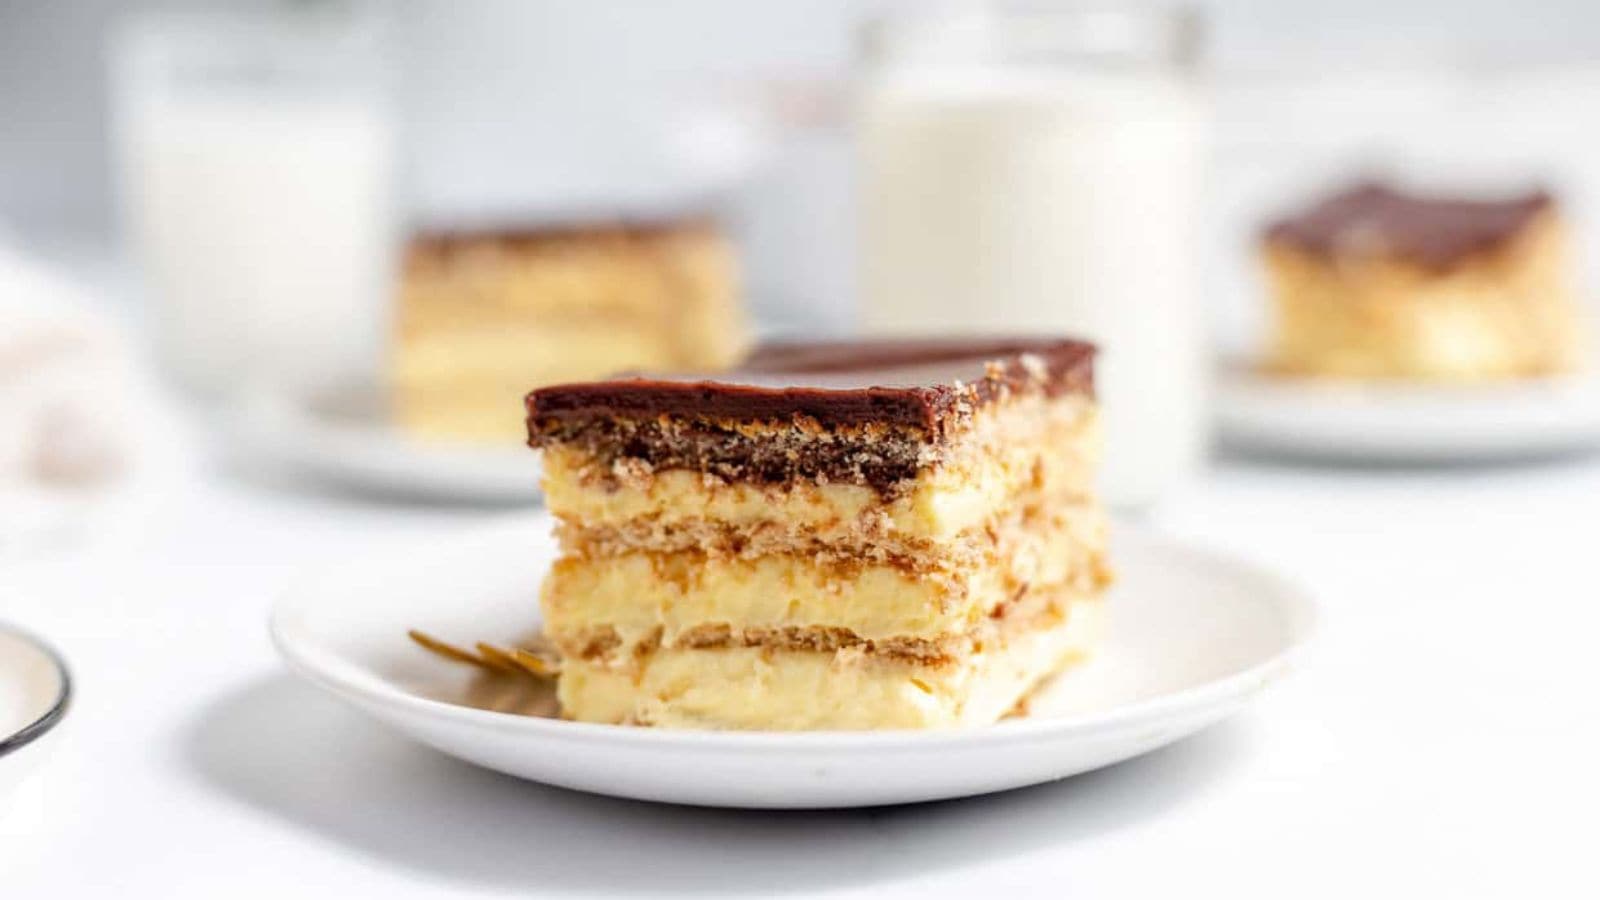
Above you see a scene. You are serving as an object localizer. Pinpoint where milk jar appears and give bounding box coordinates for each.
[858,6,1208,508]
[113,4,397,400]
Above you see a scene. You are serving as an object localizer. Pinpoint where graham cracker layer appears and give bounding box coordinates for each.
[552,487,1101,571]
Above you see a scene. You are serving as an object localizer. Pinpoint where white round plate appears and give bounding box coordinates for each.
[271,516,1315,809]
[1216,364,1600,463]
[0,624,72,803]
[228,381,541,504]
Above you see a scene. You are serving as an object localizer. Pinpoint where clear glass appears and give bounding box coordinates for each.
[856,3,1209,509]
[111,1,398,400]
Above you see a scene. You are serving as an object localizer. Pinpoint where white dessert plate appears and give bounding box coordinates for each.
[1216,362,1600,463]
[0,624,72,803]
[271,516,1316,809]
[228,381,541,504]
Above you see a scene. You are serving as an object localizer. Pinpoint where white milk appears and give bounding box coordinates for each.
[859,68,1206,508]
[114,11,396,400]
[119,93,395,398]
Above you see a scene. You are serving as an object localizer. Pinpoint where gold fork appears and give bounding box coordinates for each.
[407,629,561,679]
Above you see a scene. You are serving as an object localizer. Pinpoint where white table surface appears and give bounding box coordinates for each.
[4,404,1599,898]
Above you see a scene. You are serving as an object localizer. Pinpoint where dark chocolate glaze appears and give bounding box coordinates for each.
[408,218,715,259]
[527,337,1094,435]
[525,337,1096,493]
[535,415,931,490]
[1264,182,1553,270]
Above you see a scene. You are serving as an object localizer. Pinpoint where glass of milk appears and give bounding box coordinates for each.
[112,2,397,401]
[857,5,1208,509]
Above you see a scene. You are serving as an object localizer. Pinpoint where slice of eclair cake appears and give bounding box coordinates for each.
[525,337,1111,730]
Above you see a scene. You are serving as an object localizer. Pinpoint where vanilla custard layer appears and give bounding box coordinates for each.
[540,394,1098,546]
[541,499,1107,655]
[558,598,1103,730]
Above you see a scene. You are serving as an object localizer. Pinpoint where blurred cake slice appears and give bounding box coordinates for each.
[393,220,747,443]
[526,337,1111,730]
[1262,183,1585,381]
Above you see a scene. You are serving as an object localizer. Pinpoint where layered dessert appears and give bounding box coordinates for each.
[393,220,747,443]
[526,337,1111,730]
[1262,183,1585,380]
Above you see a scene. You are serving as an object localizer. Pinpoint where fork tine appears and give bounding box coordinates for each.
[511,648,560,678]
[410,629,561,682]
[474,642,525,674]
[408,629,498,669]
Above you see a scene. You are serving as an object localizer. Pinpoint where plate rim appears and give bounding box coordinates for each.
[0,623,73,759]
[228,381,541,502]
[1214,359,1600,459]
[270,521,1318,751]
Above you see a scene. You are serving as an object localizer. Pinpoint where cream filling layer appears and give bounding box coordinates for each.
[556,598,1103,730]
[541,502,1107,653]
[539,395,1098,545]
